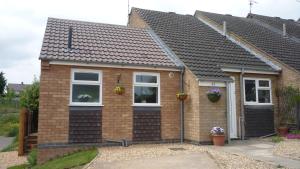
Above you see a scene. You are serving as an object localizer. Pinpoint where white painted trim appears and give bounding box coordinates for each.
[70,69,103,106]
[195,14,282,71]
[229,76,238,138]
[132,72,161,106]
[221,68,279,75]
[49,61,180,72]
[199,81,226,87]
[243,78,273,105]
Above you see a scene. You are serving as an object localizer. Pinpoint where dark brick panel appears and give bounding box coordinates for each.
[133,107,161,141]
[69,107,102,143]
[244,105,274,137]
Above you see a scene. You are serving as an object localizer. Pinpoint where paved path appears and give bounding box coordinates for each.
[90,152,219,169]
[221,140,300,169]
[0,136,13,151]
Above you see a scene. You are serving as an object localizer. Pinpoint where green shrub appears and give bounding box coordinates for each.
[27,149,37,166]
[7,123,19,137]
[271,136,284,143]
[290,130,300,134]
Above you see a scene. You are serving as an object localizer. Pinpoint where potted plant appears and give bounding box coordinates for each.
[210,127,225,146]
[207,88,221,102]
[114,85,125,95]
[176,92,188,100]
[77,94,92,102]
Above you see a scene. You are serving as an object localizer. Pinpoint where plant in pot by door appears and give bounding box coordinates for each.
[207,88,221,102]
[210,127,225,146]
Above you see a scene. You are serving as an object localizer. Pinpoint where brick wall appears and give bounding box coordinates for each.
[183,69,200,141]
[38,61,180,163]
[128,10,149,29]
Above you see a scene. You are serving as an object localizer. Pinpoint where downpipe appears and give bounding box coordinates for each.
[180,66,185,143]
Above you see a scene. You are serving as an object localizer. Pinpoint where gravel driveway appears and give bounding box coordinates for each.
[86,143,279,169]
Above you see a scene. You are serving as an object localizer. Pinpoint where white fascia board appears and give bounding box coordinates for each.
[221,68,279,75]
[199,81,226,87]
[49,61,181,72]
[195,14,281,71]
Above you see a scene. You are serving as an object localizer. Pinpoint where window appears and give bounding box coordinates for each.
[133,72,160,106]
[244,78,272,105]
[70,69,102,106]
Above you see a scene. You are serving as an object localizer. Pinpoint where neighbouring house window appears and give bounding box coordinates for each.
[244,78,272,105]
[133,72,160,106]
[70,69,102,106]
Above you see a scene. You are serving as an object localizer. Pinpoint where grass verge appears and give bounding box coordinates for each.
[8,148,98,169]
[0,113,19,136]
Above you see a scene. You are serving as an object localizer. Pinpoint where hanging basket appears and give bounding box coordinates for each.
[176,92,188,101]
[207,93,221,102]
[114,86,125,95]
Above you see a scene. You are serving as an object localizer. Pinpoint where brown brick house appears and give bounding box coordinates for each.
[38,18,183,163]
[37,9,299,163]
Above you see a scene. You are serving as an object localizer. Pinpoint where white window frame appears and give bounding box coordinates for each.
[243,78,272,105]
[70,69,103,106]
[133,72,160,106]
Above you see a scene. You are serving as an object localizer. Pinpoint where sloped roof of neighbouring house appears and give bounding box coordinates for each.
[195,11,300,73]
[7,83,30,93]
[132,8,277,81]
[39,18,180,69]
[247,13,300,39]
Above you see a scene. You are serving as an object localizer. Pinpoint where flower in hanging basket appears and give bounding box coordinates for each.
[114,85,125,95]
[207,88,221,102]
[176,92,188,100]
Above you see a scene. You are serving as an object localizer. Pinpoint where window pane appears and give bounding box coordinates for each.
[74,72,98,81]
[136,75,157,83]
[259,80,269,87]
[134,86,158,103]
[245,80,256,102]
[258,90,271,103]
[72,84,100,103]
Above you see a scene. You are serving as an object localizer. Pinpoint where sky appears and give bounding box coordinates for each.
[0,0,299,84]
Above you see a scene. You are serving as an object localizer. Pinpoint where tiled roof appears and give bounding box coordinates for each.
[39,18,179,68]
[7,83,30,93]
[247,13,300,39]
[132,8,275,81]
[196,11,300,73]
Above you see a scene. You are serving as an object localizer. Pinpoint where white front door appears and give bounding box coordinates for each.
[229,77,237,138]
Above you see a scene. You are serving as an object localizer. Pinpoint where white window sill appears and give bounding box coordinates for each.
[132,104,161,107]
[244,103,273,106]
[69,104,104,107]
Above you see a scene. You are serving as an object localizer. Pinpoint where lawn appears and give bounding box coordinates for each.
[8,149,98,169]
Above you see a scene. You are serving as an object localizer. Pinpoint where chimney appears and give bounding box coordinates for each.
[283,23,286,36]
[223,21,227,36]
[68,26,73,49]
[21,82,24,85]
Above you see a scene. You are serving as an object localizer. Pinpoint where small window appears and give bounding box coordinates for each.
[70,69,102,106]
[244,78,272,105]
[133,73,160,106]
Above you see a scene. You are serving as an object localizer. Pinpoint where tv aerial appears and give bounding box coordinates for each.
[249,0,258,14]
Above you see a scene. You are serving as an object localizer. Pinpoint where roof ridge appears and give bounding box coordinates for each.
[132,7,190,17]
[47,17,145,31]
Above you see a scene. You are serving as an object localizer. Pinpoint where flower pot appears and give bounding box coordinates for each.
[176,93,188,101]
[278,127,288,136]
[207,93,221,102]
[114,86,125,95]
[212,135,225,146]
